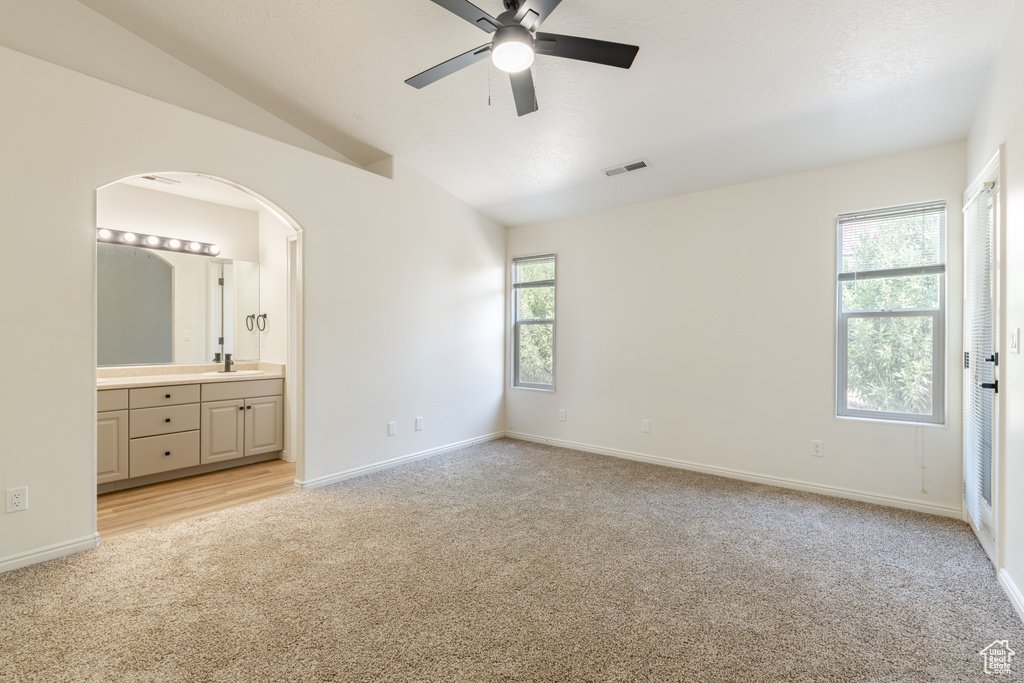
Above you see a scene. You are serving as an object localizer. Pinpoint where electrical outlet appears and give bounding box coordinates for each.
[6,487,27,513]
[559,409,566,421]
[415,417,423,431]
[811,440,824,457]
[387,421,397,436]
[641,419,650,433]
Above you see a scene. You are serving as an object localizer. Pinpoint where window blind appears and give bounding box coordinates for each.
[963,186,996,530]
[837,202,946,278]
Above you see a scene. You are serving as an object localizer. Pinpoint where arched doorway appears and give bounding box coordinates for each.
[94,172,304,536]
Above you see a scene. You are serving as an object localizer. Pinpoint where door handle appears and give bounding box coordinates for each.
[982,381,998,393]
[985,353,999,365]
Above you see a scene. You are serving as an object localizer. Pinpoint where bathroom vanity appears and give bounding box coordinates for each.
[96,365,285,492]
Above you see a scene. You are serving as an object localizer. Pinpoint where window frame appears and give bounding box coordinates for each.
[512,254,556,391]
[835,202,946,424]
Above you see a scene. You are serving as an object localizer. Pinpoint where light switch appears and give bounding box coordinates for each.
[1012,328,1020,354]
[183,330,191,341]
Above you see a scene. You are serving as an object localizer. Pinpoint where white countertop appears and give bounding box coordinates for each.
[97,363,284,390]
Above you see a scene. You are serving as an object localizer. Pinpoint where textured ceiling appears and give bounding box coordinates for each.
[78,0,1013,226]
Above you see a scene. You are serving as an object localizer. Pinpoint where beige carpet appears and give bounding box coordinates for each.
[1,438,1021,682]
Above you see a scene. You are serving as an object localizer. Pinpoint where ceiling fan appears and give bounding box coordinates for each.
[405,0,639,116]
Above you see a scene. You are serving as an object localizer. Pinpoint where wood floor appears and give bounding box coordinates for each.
[97,459,297,539]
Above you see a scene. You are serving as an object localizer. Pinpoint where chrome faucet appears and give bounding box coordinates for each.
[224,353,234,373]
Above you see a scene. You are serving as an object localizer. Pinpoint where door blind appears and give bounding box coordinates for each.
[963,184,996,529]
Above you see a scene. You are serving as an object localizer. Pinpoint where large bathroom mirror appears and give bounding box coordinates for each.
[97,243,261,366]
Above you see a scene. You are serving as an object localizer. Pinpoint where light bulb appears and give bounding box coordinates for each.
[209,245,221,255]
[189,242,201,251]
[168,239,181,249]
[146,236,160,246]
[98,229,111,239]
[123,233,136,243]
[491,40,534,73]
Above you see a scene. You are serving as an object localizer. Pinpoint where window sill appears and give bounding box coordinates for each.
[511,385,554,392]
[835,415,945,427]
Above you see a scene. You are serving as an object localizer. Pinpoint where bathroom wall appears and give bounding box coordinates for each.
[258,210,293,365]
[97,183,260,261]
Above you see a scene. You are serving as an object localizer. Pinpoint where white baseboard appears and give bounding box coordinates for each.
[506,432,962,519]
[0,532,100,574]
[295,431,506,491]
[998,569,1024,625]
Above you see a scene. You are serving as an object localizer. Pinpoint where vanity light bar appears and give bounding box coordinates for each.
[96,228,221,255]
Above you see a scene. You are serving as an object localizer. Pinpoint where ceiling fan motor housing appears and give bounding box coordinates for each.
[492,23,534,48]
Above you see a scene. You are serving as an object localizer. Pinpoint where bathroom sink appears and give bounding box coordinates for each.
[201,370,265,376]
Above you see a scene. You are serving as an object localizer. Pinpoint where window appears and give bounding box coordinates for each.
[836,202,946,423]
[512,254,555,390]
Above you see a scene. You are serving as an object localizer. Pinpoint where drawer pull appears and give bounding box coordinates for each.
[165,451,171,456]
[165,418,171,423]
[165,394,171,399]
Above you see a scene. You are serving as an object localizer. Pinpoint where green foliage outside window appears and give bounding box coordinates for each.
[841,213,942,416]
[515,258,555,387]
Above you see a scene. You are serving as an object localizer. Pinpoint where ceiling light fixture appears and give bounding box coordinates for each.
[95,228,220,257]
[490,25,534,73]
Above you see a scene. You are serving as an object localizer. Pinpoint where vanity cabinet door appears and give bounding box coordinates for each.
[245,395,284,456]
[97,410,129,484]
[201,400,245,464]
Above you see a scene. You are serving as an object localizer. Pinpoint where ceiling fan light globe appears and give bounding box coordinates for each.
[492,41,534,72]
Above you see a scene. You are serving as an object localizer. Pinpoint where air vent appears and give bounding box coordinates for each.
[602,158,650,177]
[141,175,181,185]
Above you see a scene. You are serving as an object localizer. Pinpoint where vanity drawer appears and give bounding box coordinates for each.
[130,384,201,409]
[97,389,128,412]
[129,403,200,438]
[129,431,200,478]
[202,378,283,402]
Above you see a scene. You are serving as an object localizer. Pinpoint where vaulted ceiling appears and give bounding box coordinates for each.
[78,0,1013,225]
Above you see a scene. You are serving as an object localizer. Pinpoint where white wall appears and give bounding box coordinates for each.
[967,1,1024,619]
[507,143,966,516]
[0,46,505,569]
[258,210,292,365]
[97,183,260,262]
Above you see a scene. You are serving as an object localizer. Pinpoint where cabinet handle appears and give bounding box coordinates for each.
[165,418,171,423]
[247,405,252,410]
[239,406,244,411]
[164,451,171,456]
[165,394,171,399]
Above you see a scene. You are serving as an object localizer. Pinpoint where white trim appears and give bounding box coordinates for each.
[506,432,962,518]
[964,151,1002,207]
[0,533,100,574]
[997,569,1024,625]
[294,432,506,490]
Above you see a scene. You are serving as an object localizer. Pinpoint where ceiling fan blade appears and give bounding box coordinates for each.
[513,0,562,30]
[427,0,502,33]
[405,45,492,89]
[534,33,639,69]
[509,69,537,117]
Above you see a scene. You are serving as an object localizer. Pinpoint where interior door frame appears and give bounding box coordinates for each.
[962,148,1003,564]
